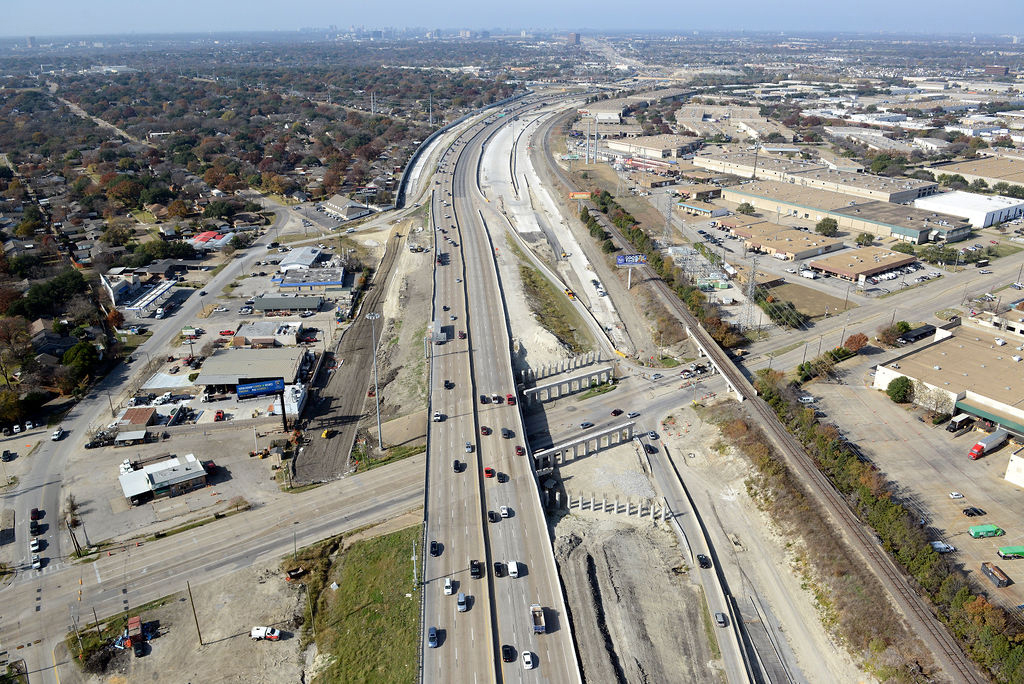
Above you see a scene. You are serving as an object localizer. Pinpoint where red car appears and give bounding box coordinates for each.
[484,467,495,478]
[481,426,491,436]
[515,446,525,456]
[506,394,516,406]
[214,410,225,421]
[219,330,235,337]
[30,508,41,521]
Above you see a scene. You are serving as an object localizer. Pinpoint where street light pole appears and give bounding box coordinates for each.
[367,313,383,451]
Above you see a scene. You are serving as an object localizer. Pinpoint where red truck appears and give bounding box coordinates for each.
[969,429,1009,460]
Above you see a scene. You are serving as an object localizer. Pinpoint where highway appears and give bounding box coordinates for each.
[422,99,582,684]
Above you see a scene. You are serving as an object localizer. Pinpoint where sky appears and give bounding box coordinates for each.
[2,0,1022,37]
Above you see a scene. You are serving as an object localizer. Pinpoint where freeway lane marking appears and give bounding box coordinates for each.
[94,565,101,584]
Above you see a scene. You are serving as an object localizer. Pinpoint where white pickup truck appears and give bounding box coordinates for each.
[250,626,281,641]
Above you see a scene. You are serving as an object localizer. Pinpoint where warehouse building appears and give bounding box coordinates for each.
[276,267,348,292]
[928,157,1024,188]
[808,246,918,281]
[913,190,1024,228]
[676,199,728,218]
[252,294,323,314]
[233,321,304,347]
[278,246,326,272]
[193,347,311,391]
[733,223,845,261]
[694,151,938,202]
[872,326,1024,437]
[605,134,702,159]
[722,181,970,243]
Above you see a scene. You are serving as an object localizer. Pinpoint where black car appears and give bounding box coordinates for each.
[488,511,500,523]
[469,559,482,579]
[132,640,147,657]
[444,380,455,390]
[501,644,515,662]
[963,506,987,517]
[501,428,513,439]
[429,541,440,557]
[452,460,461,473]
[480,394,489,404]
[29,520,39,535]
[697,554,712,569]
[493,561,505,577]
[1,450,12,462]
[497,472,508,483]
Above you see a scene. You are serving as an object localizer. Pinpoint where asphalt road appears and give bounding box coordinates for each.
[422,99,582,684]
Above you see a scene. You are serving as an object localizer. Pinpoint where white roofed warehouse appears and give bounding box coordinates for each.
[913,191,1024,228]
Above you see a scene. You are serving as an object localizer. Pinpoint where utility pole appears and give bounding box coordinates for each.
[187,581,203,646]
[367,313,383,450]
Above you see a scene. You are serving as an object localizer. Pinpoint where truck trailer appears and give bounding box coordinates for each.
[969,429,1009,460]
[982,562,1010,588]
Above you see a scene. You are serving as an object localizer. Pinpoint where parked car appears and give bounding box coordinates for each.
[214,410,225,422]
[251,626,281,641]
[963,506,986,517]
[30,508,41,521]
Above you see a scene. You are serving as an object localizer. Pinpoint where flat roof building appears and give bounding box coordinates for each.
[913,190,1024,228]
[605,134,702,159]
[252,294,323,313]
[873,326,1024,436]
[193,347,309,388]
[808,246,917,281]
[676,199,728,218]
[119,453,208,505]
[278,246,325,272]
[737,223,846,261]
[234,321,304,347]
[277,267,348,292]
[928,157,1024,188]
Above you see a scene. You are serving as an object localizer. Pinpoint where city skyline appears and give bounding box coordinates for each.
[3,0,1024,39]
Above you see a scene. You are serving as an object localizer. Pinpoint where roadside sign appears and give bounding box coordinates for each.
[569,191,591,200]
[616,254,647,267]
[237,378,286,399]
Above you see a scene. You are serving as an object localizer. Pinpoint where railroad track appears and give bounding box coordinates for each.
[537,113,985,683]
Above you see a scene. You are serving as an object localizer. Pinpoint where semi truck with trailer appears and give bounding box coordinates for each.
[969,429,1009,460]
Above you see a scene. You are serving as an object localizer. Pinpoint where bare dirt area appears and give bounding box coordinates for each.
[554,514,717,683]
[64,558,306,684]
[663,401,873,683]
[768,282,857,320]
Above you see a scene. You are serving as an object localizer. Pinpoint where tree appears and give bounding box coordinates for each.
[877,324,902,347]
[736,202,756,216]
[100,224,132,246]
[106,309,124,330]
[0,317,30,389]
[887,376,913,403]
[891,242,916,255]
[855,232,874,247]
[815,217,839,237]
[845,333,869,353]
[62,341,100,381]
[167,199,190,218]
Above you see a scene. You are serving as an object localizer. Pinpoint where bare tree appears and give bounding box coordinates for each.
[0,317,31,389]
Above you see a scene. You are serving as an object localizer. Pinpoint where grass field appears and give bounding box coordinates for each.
[130,209,157,224]
[313,524,421,684]
[767,282,856,320]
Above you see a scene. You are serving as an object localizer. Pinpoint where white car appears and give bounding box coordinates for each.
[499,505,510,518]
[522,651,534,669]
[785,268,796,273]
[949,491,964,499]
[444,577,453,595]
[31,554,41,569]
[50,428,63,441]
[29,538,41,552]
[797,396,816,405]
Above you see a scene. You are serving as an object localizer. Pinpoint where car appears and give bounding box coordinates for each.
[647,431,658,440]
[491,393,502,404]
[502,644,515,662]
[453,459,461,473]
[199,290,207,296]
[1,450,12,462]
[214,410,225,422]
[444,577,453,595]
[627,411,640,419]
[786,267,796,273]
[494,561,506,577]
[522,651,534,669]
[469,560,482,578]
[29,520,39,535]
[29,538,40,552]
[31,554,41,570]
[484,467,496,478]
[697,554,712,569]
[990,240,999,245]
[219,330,236,337]
[24,420,33,430]
[427,627,438,648]
[12,425,20,434]
[515,446,525,456]
[797,396,816,405]
[949,491,964,499]
[457,592,468,612]
[169,365,180,374]
[480,394,490,404]
[30,508,41,521]
[50,428,63,441]
[214,306,228,312]
[481,426,491,436]
[300,311,314,318]
[321,428,334,438]
[465,442,473,453]
[458,331,467,339]
[652,373,663,380]
[250,627,280,641]
[963,506,986,517]
[132,640,146,657]
[714,612,728,627]
[499,505,510,518]
[433,411,444,423]
[501,428,512,439]
[429,541,440,557]
[444,380,455,389]
[580,422,594,429]
[488,510,500,523]
[979,269,993,274]
[610,409,623,416]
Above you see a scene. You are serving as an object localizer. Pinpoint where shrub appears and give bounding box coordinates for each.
[886,376,913,403]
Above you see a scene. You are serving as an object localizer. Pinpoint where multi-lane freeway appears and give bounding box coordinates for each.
[422,99,582,684]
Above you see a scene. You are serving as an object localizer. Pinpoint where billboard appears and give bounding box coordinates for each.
[616,254,648,267]
[237,378,285,399]
[569,191,592,200]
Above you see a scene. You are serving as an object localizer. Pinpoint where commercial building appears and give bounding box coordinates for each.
[605,134,702,159]
[928,156,1024,188]
[119,453,209,505]
[252,294,323,314]
[694,151,938,202]
[234,321,304,347]
[722,181,971,243]
[808,246,917,281]
[677,184,722,201]
[913,190,1024,228]
[278,246,326,272]
[193,347,311,390]
[322,195,374,221]
[277,267,348,292]
[734,223,845,261]
[676,199,728,218]
[872,325,1024,437]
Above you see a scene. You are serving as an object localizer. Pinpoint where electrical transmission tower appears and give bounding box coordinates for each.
[740,253,760,331]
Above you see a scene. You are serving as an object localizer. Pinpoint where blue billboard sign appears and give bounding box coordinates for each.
[237,378,285,399]
[616,254,647,267]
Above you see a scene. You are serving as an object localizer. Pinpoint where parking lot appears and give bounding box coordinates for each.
[810,376,1024,610]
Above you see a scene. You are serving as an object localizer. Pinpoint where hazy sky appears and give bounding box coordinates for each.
[2,0,1022,37]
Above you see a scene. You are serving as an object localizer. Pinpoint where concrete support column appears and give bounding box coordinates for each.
[590,493,594,510]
